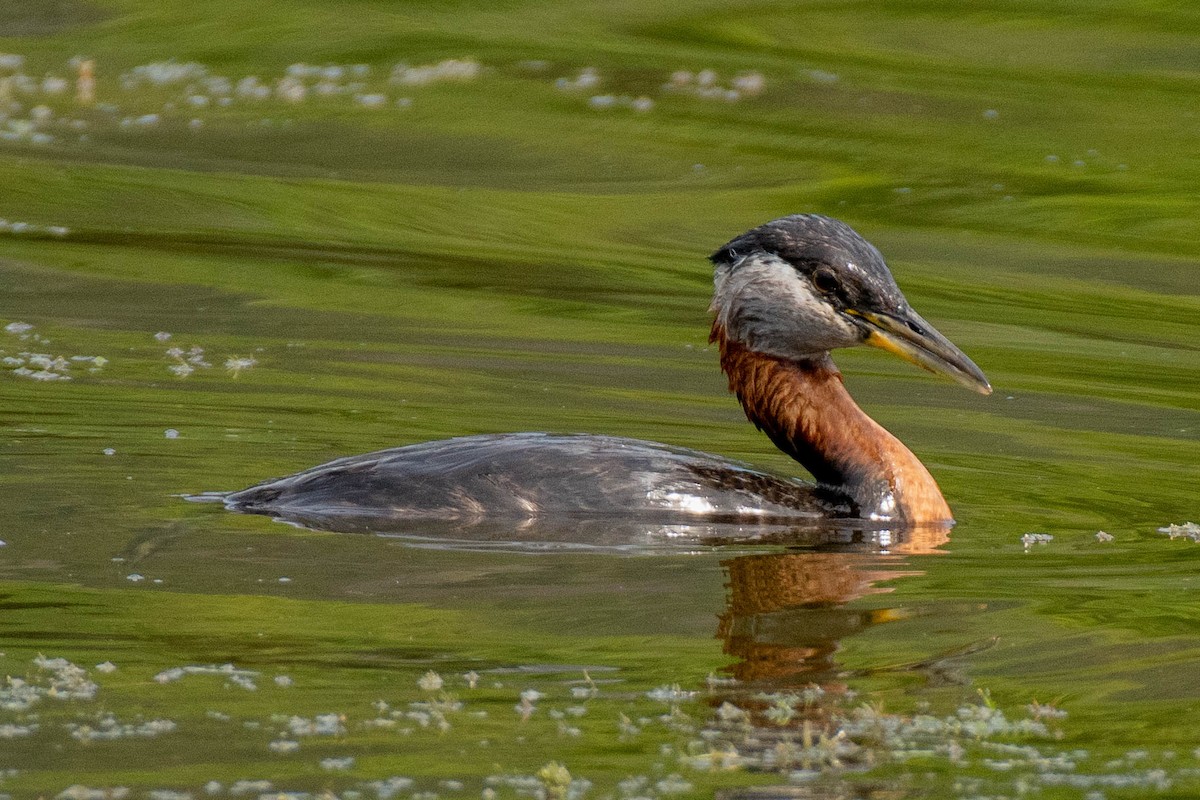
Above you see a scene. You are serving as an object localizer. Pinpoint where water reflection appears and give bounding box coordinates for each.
[717,526,947,689]
[700,527,958,792]
[195,494,947,557]
[720,553,909,687]
[217,504,952,695]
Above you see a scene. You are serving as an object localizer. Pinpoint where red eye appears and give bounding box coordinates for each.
[812,268,840,293]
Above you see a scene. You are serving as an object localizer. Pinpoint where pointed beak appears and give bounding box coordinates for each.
[846,308,992,395]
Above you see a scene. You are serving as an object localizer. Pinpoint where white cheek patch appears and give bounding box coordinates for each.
[712,254,860,358]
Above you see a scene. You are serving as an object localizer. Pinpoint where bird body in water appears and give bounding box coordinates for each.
[224,215,990,528]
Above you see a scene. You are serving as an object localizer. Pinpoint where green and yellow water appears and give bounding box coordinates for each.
[1,1,1198,797]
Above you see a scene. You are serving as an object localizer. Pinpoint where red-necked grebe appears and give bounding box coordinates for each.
[224,214,990,528]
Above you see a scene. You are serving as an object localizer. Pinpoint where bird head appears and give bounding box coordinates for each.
[710,214,991,394]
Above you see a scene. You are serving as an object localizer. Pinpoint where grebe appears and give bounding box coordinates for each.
[223,214,990,528]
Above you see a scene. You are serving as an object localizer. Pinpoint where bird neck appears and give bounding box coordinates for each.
[711,325,953,524]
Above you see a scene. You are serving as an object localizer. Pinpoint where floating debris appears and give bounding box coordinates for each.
[1021,532,1054,550]
[516,689,541,720]
[586,93,655,113]
[555,66,600,92]
[146,791,191,800]
[1158,522,1200,542]
[418,670,444,693]
[234,76,269,100]
[1027,700,1069,720]
[662,67,763,102]
[153,664,259,690]
[647,684,697,703]
[355,92,387,108]
[275,76,306,103]
[286,713,346,736]
[0,219,70,236]
[2,326,106,382]
[70,355,107,369]
[224,355,257,377]
[164,428,180,439]
[716,701,748,723]
[56,786,131,800]
[732,72,766,95]
[537,762,573,800]
[804,68,840,84]
[3,660,1185,800]
[0,721,39,738]
[166,345,213,377]
[14,367,71,381]
[1,656,99,711]
[389,58,481,86]
[1095,531,1114,542]
[656,775,693,794]
[67,714,177,741]
[363,777,414,799]
[0,51,759,151]
[227,780,272,796]
[121,60,208,89]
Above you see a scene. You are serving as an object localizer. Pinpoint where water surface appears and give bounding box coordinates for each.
[1,2,1198,798]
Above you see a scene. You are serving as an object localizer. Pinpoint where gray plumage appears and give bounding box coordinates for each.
[223,433,849,527]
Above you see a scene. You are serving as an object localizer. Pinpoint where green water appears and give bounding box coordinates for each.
[1,1,1199,798]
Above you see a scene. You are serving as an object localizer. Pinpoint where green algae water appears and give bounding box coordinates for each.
[1,2,1199,798]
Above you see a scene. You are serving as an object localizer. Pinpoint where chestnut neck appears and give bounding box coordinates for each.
[711,324,953,524]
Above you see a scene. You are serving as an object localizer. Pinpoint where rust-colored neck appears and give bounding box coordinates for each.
[711,324,953,524]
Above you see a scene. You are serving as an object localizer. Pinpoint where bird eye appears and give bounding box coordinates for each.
[812,268,840,293]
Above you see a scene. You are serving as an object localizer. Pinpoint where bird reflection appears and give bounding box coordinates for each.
[696,526,959,786]
[716,526,948,691]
